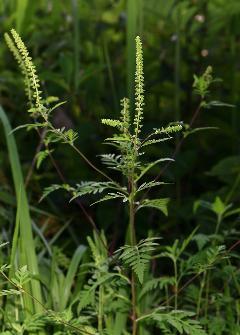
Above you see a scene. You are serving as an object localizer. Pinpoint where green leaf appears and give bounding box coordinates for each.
[23,313,48,332]
[136,158,174,182]
[183,126,218,138]
[193,66,213,99]
[10,122,46,134]
[192,234,210,250]
[12,265,31,287]
[78,273,125,311]
[139,276,175,299]
[70,181,123,201]
[139,310,207,335]
[36,149,53,169]
[193,200,212,213]
[41,184,72,201]
[116,238,159,284]
[138,198,169,216]
[99,154,122,169]
[59,245,86,311]
[62,129,78,145]
[194,197,232,217]
[48,101,67,114]
[206,100,234,108]
[212,196,229,216]
[91,192,127,206]
[137,181,168,193]
[208,316,226,334]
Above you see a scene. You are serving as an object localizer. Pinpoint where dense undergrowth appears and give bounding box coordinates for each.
[1,1,240,335]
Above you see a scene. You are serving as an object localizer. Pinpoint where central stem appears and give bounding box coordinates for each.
[129,179,137,335]
[129,195,136,247]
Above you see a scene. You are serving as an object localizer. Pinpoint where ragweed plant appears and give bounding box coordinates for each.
[37,36,183,334]
[4,30,225,335]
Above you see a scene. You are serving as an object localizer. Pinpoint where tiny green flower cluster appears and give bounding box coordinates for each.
[120,97,130,134]
[133,36,144,141]
[4,29,43,113]
[4,32,32,104]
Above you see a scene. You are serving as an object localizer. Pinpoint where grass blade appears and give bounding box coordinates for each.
[60,245,86,311]
[0,105,43,314]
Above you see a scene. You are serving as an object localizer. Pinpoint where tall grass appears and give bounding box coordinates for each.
[0,106,43,315]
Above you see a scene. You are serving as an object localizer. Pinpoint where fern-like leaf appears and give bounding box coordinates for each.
[139,276,175,299]
[116,238,159,284]
[11,265,31,288]
[78,273,127,312]
[23,314,48,332]
[139,310,206,335]
[63,129,79,145]
[98,154,122,170]
[40,184,72,201]
[70,181,123,201]
[36,149,52,169]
